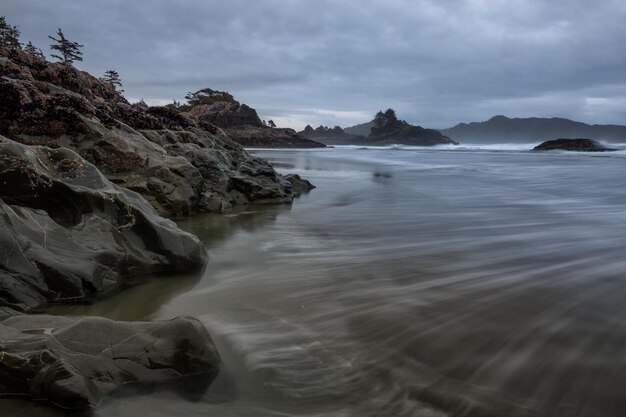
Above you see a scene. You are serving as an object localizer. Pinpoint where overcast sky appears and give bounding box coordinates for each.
[5,0,626,130]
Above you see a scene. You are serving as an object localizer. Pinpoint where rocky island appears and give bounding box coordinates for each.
[300,109,457,146]
[300,124,366,144]
[0,29,314,413]
[533,138,617,152]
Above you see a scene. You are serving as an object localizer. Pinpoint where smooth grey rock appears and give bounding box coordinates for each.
[0,137,207,312]
[0,314,220,413]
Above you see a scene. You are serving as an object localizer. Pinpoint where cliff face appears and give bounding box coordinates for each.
[186,101,264,128]
[0,47,313,218]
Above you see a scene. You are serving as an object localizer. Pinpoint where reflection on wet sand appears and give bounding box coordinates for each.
[46,204,291,321]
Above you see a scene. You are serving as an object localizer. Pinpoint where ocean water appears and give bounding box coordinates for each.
[8,144,626,417]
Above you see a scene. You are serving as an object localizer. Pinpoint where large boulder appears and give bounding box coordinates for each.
[532,138,617,152]
[0,137,207,313]
[0,314,220,413]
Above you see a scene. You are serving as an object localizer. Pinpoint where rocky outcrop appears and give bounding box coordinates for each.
[0,137,207,313]
[299,125,365,145]
[368,120,457,146]
[533,138,617,152]
[182,91,325,148]
[186,101,264,128]
[224,125,326,148]
[0,136,220,413]
[0,314,220,413]
[300,114,456,146]
[284,174,315,196]
[0,47,314,218]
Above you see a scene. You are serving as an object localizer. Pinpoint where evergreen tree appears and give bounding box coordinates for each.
[267,120,277,128]
[24,41,45,58]
[384,108,398,124]
[374,111,386,128]
[49,28,83,63]
[134,99,149,109]
[184,88,234,106]
[0,16,21,50]
[101,69,123,92]
[165,99,181,109]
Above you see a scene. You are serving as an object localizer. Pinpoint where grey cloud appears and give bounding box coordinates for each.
[4,0,626,129]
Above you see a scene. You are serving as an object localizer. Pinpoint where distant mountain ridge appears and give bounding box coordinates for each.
[440,115,626,143]
[344,121,375,136]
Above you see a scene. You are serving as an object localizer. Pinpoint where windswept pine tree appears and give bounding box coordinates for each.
[101,69,124,92]
[133,99,149,109]
[49,28,83,63]
[184,88,235,106]
[24,41,45,58]
[0,16,21,50]
[267,120,277,128]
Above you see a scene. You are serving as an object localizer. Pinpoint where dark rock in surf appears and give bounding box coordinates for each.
[284,174,316,196]
[533,138,617,152]
[0,314,220,413]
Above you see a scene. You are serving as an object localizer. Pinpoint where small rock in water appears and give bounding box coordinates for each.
[533,138,617,152]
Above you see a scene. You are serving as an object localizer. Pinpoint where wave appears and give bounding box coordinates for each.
[332,143,626,153]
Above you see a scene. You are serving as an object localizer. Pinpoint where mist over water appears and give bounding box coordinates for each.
[21,146,626,417]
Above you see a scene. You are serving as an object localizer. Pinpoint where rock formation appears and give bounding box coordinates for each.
[0,136,220,413]
[299,125,366,145]
[533,138,617,152]
[183,91,325,148]
[300,111,456,146]
[0,137,207,313]
[0,42,319,414]
[186,100,264,128]
[367,110,457,146]
[0,314,220,412]
[0,46,315,218]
